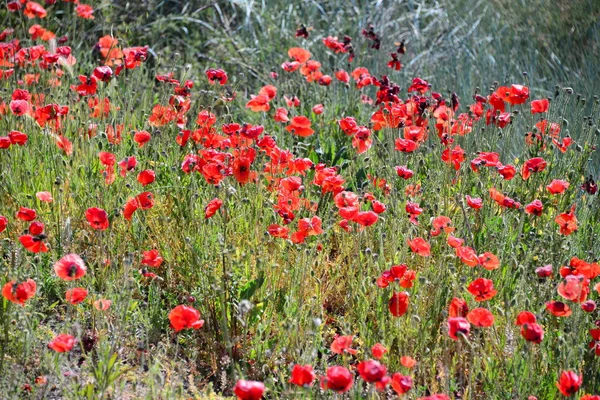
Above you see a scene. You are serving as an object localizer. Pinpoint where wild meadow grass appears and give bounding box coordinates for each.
[0,1,600,399]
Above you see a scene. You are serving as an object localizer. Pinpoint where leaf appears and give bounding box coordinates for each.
[239,271,264,300]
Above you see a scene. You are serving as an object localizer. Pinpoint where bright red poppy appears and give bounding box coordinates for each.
[204,198,223,219]
[546,301,572,317]
[555,205,578,235]
[525,200,543,216]
[556,371,582,396]
[66,287,88,305]
[449,297,469,318]
[321,366,353,393]
[531,99,549,114]
[48,334,76,353]
[168,305,204,332]
[141,249,164,268]
[467,308,494,327]
[16,206,37,221]
[520,323,544,344]
[85,207,109,230]
[357,359,387,383]
[407,237,430,257]
[286,116,314,137]
[467,278,497,301]
[54,254,87,281]
[289,364,315,386]
[2,279,36,305]
[233,380,265,400]
[137,170,156,186]
[331,335,356,355]
[19,234,48,253]
[388,291,409,317]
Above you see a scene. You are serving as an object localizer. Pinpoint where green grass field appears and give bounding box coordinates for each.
[1,1,600,399]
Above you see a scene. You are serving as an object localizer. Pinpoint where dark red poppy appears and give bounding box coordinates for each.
[358,359,387,383]
[85,207,109,230]
[2,279,36,305]
[520,323,544,344]
[168,305,204,332]
[65,287,88,305]
[556,371,582,396]
[289,364,315,386]
[93,66,113,82]
[48,334,75,353]
[391,373,413,395]
[447,317,470,340]
[581,300,596,312]
[54,254,87,281]
[468,278,497,302]
[389,291,409,317]
[546,301,572,317]
[321,366,353,393]
[535,264,553,278]
[206,68,228,85]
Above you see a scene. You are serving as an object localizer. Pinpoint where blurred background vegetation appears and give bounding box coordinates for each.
[98,0,599,99]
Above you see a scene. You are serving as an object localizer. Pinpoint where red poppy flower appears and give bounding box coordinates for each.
[312,104,324,114]
[137,170,156,186]
[467,308,494,327]
[206,68,228,85]
[335,69,350,83]
[286,116,314,137]
[407,237,430,257]
[391,373,413,395]
[581,396,600,400]
[531,99,549,114]
[535,264,553,278]
[48,334,75,353]
[141,249,164,268]
[555,205,578,235]
[407,77,429,93]
[525,200,543,216]
[85,207,109,230]
[515,311,537,325]
[24,1,47,19]
[558,275,588,302]
[16,207,37,221]
[289,364,315,386]
[353,211,379,227]
[274,107,289,123]
[66,287,88,305]
[246,94,270,112]
[357,359,387,383]
[441,145,466,170]
[521,323,544,344]
[468,278,497,301]
[447,317,470,340]
[478,252,500,270]
[546,301,572,317]
[556,371,582,396]
[233,380,265,400]
[581,300,596,312]
[2,279,36,305]
[19,234,48,253]
[521,157,547,179]
[133,130,151,147]
[589,329,600,356]
[54,254,87,281]
[331,335,356,355]
[75,4,95,19]
[123,198,139,221]
[447,235,464,248]
[93,66,113,82]
[465,195,483,209]
[395,138,418,153]
[449,297,469,317]
[0,215,8,233]
[456,246,479,267]
[168,305,204,332]
[371,343,388,360]
[204,198,223,219]
[547,179,570,194]
[389,291,409,317]
[8,130,28,146]
[395,166,414,180]
[321,366,353,393]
